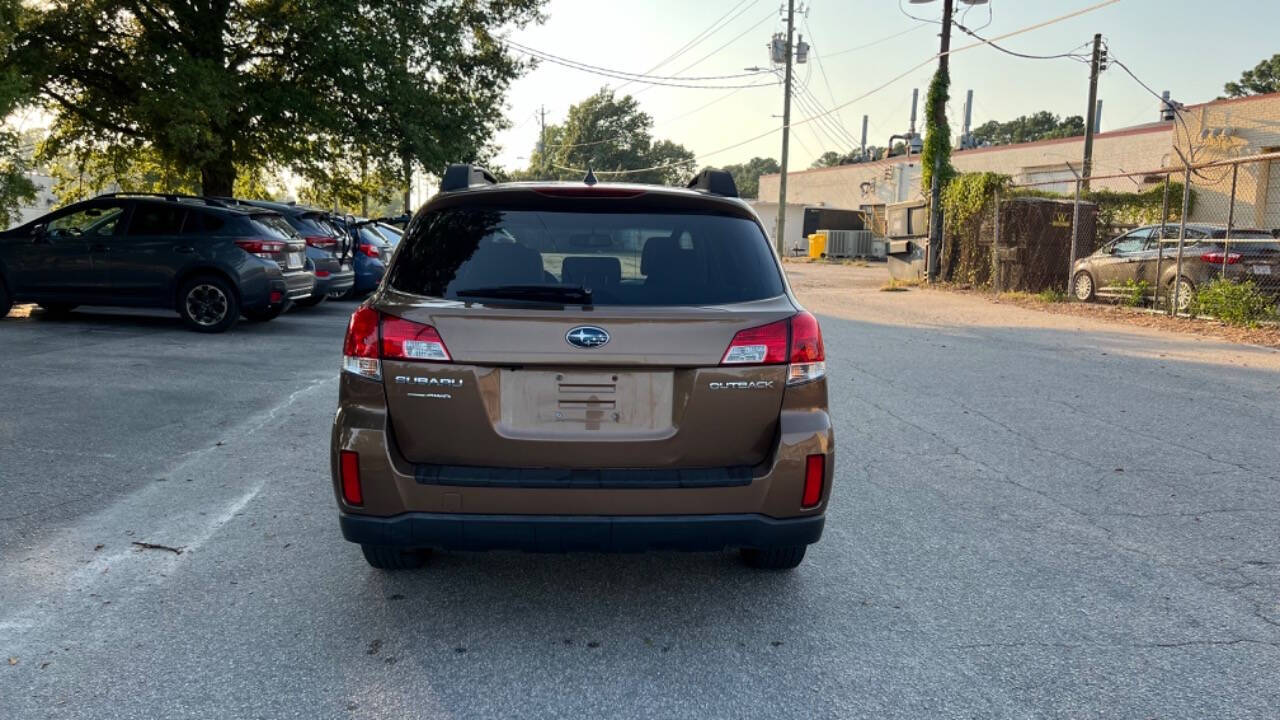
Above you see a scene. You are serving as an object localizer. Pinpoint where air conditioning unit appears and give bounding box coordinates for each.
[824,230,876,258]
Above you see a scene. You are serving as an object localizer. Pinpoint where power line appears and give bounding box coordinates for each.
[619,0,757,90]
[954,22,1092,62]
[666,9,777,78]
[821,23,931,59]
[505,40,776,85]
[552,0,1126,177]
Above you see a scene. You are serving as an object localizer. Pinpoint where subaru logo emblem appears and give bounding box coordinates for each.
[566,326,609,349]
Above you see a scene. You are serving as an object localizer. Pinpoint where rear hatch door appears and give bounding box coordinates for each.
[376,193,795,470]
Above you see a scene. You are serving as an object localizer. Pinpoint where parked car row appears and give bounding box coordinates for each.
[0,193,403,332]
[1072,223,1280,311]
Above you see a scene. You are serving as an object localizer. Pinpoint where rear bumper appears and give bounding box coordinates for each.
[324,268,356,296]
[283,270,316,300]
[339,511,824,552]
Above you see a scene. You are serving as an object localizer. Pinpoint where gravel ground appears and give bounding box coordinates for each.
[2,274,1279,719]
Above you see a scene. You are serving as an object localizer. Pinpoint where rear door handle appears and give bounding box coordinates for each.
[175,246,195,254]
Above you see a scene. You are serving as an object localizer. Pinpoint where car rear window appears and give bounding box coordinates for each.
[388,208,784,306]
[250,214,297,240]
[292,213,332,237]
[1206,230,1280,252]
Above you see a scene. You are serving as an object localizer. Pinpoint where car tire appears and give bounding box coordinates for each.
[741,545,807,570]
[293,293,326,308]
[360,544,429,570]
[243,300,291,322]
[0,279,12,318]
[38,303,78,317]
[1169,276,1196,314]
[1072,271,1095,302]
[178,275,240,333]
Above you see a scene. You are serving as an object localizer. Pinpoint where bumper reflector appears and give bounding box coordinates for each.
[801,454,825,508]
[340,450,363,506]
[269,290,284,303]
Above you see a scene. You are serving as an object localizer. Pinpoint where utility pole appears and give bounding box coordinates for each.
[925,0,953,284]
[537,105,548,180]
[774,0,797,257]
[1081,33,1103,192]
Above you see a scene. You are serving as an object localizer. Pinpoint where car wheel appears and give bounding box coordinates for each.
[740,545,807,570]
[0,279,12,318]
[243,300,291,322]
[293,293,326,308]
[179,275,240,333]
[360,544,429,570]
[1072,271,1095,302]
[38,302,78,317]
[1169,276,1196,314]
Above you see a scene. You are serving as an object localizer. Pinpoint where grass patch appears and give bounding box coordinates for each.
[1119,278,1150,308]
[880,277,921,292]
[1036,288,1068,303]
[1189,278,1278,327]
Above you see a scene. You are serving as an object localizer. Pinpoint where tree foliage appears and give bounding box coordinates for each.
[970,111,1085,147]
[722,157,778,198]
[1224,53,1280,98]
[0,0,35,227]
[5,1,544,199]
[526,89,695,185]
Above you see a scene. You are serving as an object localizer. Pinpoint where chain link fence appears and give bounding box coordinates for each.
[940,152,1280,321]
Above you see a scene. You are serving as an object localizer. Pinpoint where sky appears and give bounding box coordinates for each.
[490,0,1280,175]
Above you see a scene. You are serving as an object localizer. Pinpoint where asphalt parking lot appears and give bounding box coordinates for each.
[3,273,1280,719]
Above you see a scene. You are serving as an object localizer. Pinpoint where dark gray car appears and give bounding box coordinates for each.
[1072,223,1280,311]
[0,193,314,332]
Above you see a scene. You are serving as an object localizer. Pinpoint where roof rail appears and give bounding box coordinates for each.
[96,192,230,208]
[440,163,498,192]
[686,168,738,198]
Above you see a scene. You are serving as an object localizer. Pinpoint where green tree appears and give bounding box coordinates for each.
[1224,53,1280,98]
[722,157,778,198]
[971,111,1085,146]
[810,151,846,169]
[6,1,544,198]
[0,0,35,227]
[532,89,696,185]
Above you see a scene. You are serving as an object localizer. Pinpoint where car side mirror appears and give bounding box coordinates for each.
[32,224,49,243]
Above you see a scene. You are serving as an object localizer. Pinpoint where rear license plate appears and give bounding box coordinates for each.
[288,252,304,269]
[498,370,673,436]
[1251,264,1272,275]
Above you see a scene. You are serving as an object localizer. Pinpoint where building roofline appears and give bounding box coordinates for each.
[1184,89,1280,111]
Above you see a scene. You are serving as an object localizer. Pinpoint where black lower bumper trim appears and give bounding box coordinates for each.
[339,511,824,552]
[414,464,753,489]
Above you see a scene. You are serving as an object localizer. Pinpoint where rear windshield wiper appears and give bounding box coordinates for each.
[454,284,594,305]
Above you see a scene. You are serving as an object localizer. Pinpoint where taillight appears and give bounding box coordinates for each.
[234,238,286,259]
[381,315,451,362]
[1201,250,1242,265]
[305,235,338,250]
[340,450,363,506]
[787,311,826,385]
[315,270,331,278]
[342,305,381,379]
[359,243,381,258]
[801,454,825,508]
[720,311,826,385]
[721,319,788,365]
[342,307,451,380]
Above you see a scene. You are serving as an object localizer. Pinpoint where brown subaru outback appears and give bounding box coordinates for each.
[330,165,833,571]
